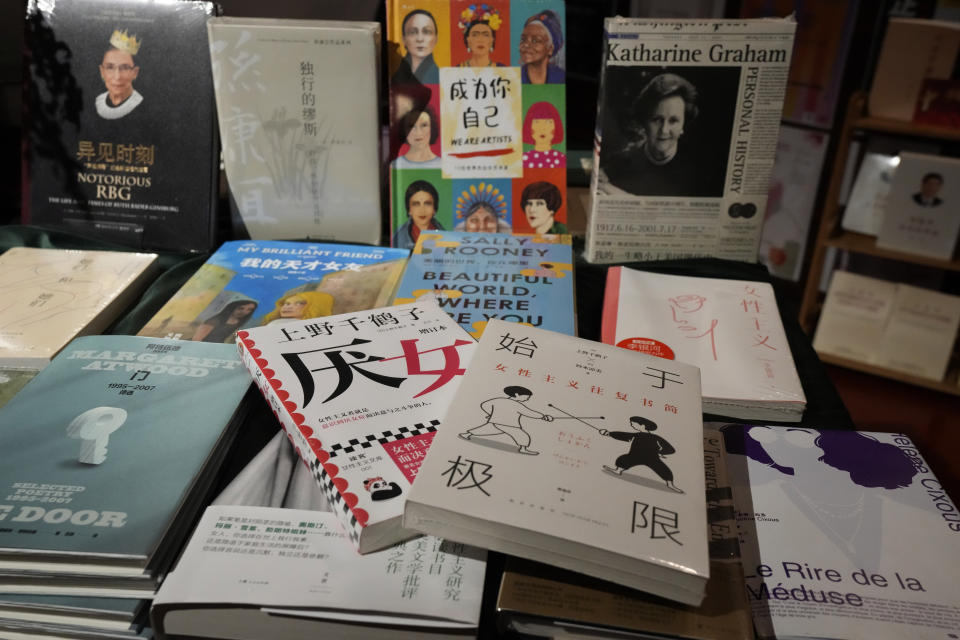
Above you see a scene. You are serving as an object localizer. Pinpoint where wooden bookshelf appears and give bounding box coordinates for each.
[822,230,960,272]
[817,351,960,397]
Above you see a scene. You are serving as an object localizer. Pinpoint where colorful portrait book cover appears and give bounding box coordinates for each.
[405,318,709,606]
[23,0,220,253]
[0,336,250,562]
[137,240,409,343]
[207,18,383,244]
[722,424,960,640]
[236,300,476,553]
[386,0,568,248]
[391,230,574,339]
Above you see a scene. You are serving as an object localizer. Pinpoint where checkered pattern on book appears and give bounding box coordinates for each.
[309,457,361,546]
[326,420,440,459]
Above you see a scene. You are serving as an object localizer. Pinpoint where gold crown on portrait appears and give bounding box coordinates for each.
[109,29,141,55]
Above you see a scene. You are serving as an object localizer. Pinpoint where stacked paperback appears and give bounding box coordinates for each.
[602,267,806,421]
[405,318,709,605]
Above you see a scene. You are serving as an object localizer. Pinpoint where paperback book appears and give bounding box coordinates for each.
[812,270,897,364]
[386,0,569,247]
[236,299,476,553]
[152,506,486,640]
[391,230,575,338]
[601,266,806,422]
[876,151,960,260]
[137,240,408,343]
[722,424,960,640]
[840,153,898,237]
[208,18,383,244]
[405,318,708,605]
[496,427,752,640]
[0,335,250,593]
[23,0,219,252]
[586,17,796,263]
[0,248,158,370]
[0,594,144,638]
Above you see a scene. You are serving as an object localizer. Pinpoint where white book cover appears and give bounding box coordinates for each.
[208,18,382,244]
[812,270,897,364]
[236,300,476,553]
[152,505,486,639]
[722,424,960,640]
[0,248,158,369]
[405,319,708,606]
[877,284,960,381]
[840,152,898,236]
[876,151,960,259]
[600,267,805,422]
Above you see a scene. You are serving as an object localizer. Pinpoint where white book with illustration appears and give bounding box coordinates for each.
[405,319,708,606]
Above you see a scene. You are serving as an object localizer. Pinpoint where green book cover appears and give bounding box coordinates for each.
[0,336,249,561]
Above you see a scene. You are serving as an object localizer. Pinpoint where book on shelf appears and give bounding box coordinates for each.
[875,151,960,260]
[868,18,960,122]
[496,426,753,640]
[236,299,477,554]
[386,0,569,248]
[721,423,960,640]
[758,124,829,283]
[840,153,898,237]
[812,270,897,364]
[405,318,708,606]
[601,266,806,422]
[151,505,487,640]
[207,18,383,244]
[23,0,220,253]
[586,17,796,264]
[390,230,575,339]
[0,248,158,371]
[137,240,408,343]
[876,284,960,381]
[0,336,251,597]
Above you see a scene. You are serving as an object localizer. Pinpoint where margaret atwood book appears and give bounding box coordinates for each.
[0,248,158,370]
[722,424,960,640]
[137,240,408,343]
[0,336,250,594]
[602,266,805,422]
[24,0,219,252]
[208,18,383,244]
[236,299,476,554]
[404,318,708,605]
[496,427,752,640]
[391,230,575,339]
[152,506,486,640]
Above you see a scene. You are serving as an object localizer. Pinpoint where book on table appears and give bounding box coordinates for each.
[496,426,753,640]
[721,423,960,640]
[602,266,806,422]
[0,335,251,597]
[391,230,575,339]
[137,240,409,344]
[0,248,158,371]
[236,299,476,554]
[207,18,384,244]
[405,318,708,605]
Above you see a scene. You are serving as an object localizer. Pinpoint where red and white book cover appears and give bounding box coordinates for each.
[601,267,805,422]
[236,300,476,553]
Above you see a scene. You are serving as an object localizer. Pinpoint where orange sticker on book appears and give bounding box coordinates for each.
[616,338,675,360]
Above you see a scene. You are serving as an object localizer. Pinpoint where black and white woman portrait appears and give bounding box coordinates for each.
[598,66,739,198]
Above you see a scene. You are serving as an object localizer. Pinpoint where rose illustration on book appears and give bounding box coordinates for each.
[66,406,128,465]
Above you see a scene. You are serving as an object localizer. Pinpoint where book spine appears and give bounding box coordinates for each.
[235,331,368,549]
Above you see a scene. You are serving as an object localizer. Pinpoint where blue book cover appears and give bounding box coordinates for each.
[138,240,409,342]
[0,336,250,562]
[722,424,960,640]
[392,230,575,338]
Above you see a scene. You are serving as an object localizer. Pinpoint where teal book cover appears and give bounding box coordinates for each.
[0,336,249,560]
[392,230,575,339]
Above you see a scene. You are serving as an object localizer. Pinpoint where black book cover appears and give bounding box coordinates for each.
[23,0,219,253]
